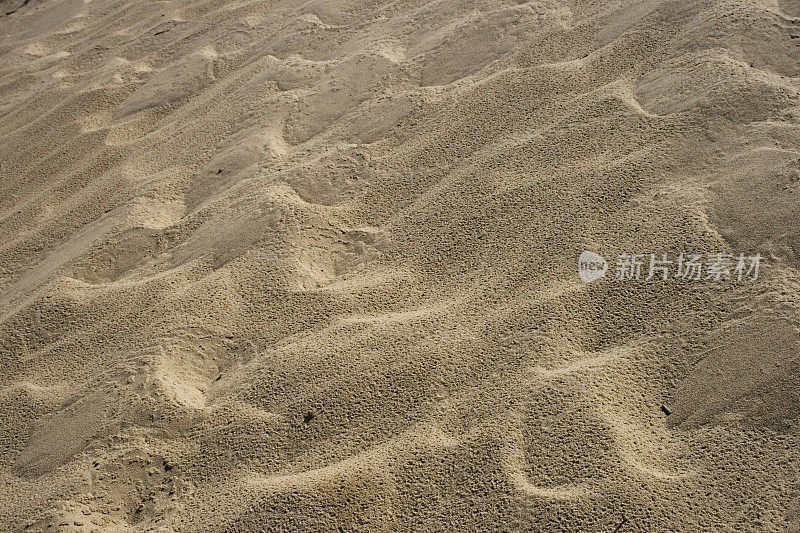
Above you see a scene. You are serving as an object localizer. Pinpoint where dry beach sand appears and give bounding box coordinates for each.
[1,0,800,530]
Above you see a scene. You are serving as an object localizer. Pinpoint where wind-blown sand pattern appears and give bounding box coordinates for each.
[1,0,799,530]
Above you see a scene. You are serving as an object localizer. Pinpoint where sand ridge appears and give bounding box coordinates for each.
[0,0,799,530]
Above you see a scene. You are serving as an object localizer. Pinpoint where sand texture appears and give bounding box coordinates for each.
[1,0,800,530]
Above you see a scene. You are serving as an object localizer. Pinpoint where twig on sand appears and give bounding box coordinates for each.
[690,344,726,364]
[612,516,628,533]
[3,0,31,16]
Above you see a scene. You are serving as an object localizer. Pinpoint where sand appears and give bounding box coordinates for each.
[0,0,799,530]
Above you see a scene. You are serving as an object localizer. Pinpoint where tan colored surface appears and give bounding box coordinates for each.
[1,0,799,530]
